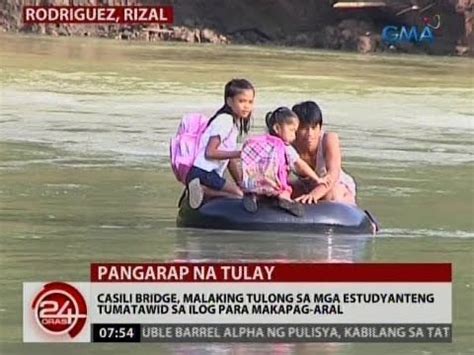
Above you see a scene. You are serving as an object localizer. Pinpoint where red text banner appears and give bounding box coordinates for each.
[90,263,452,282]
[22,6,173,24]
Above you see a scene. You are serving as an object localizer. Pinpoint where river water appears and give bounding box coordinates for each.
[0,34,473,354]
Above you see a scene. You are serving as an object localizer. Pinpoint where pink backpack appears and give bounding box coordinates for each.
[241,134,291,196]
[170,113,209,184]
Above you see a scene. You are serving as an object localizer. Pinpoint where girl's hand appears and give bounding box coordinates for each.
[229,150,241,159]
[206,136,241,160]
[295,192,319,204]
[295,159,331,188]
[316,175,332,187]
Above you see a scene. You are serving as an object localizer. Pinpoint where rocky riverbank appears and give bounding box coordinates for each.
[1,0,472,56]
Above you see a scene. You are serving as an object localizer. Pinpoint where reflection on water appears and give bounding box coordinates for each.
[173,229,374,263]
[0,34,473,354]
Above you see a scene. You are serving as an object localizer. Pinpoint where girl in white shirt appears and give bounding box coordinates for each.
[186,79,255,209]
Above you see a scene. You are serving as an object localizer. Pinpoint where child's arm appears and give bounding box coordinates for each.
[293,158,331,187]
[205,136,240,160]
[227,158,242,185]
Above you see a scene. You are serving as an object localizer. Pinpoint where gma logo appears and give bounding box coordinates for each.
[382,26,435,44]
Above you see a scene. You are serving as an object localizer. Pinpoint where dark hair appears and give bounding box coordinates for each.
[208,78,255,136]
[292,101,323,128]
[265,106,298,136]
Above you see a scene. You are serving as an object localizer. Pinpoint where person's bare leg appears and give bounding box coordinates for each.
[188,178,243,209]
[221,180,243,198]
[341,189,356,205]
[201,187,237,199]
[322,183,356,205]
[321,185,339,201]
[201,181,243,200]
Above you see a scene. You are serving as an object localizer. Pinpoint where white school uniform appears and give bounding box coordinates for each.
[193,114,239,177]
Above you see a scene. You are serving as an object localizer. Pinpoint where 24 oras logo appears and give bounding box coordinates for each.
[31,282,87,338]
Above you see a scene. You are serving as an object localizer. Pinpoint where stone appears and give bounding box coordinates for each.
[201,28,221,43]
[57,26,70,36]
[45,26,58,36]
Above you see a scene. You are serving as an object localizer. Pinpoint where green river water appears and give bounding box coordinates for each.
[0,34,473,354]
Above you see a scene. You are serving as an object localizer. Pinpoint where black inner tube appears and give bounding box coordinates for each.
[178,197,377,235]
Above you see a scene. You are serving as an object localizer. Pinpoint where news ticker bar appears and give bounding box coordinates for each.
[91,324,452,343]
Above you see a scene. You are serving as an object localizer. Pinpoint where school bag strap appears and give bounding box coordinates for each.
[169,113,236,185]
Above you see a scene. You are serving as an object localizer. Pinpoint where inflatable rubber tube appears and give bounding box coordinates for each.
[177,198,378,234]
